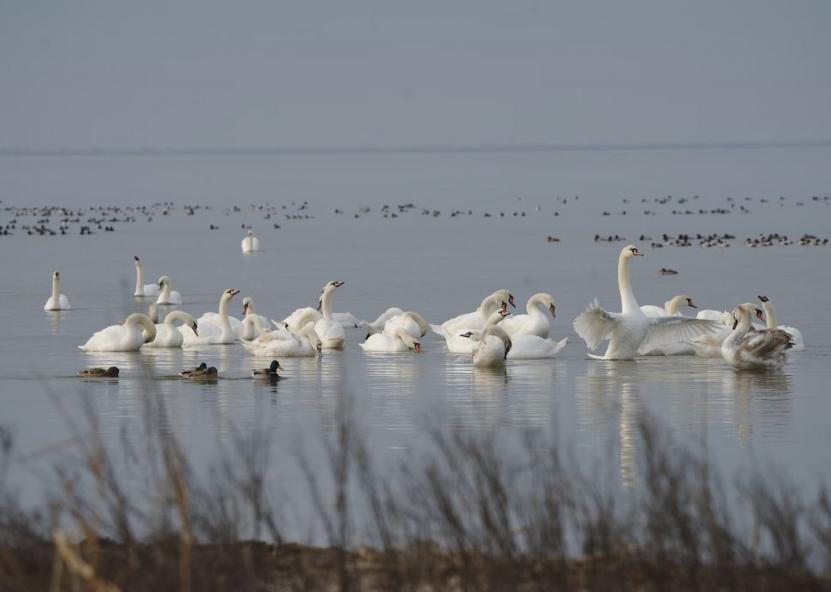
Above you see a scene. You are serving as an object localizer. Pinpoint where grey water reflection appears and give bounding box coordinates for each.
[723,369,792,445]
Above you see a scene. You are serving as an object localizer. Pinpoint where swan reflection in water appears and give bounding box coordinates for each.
[724,369,792,445]
[575,360,641,488]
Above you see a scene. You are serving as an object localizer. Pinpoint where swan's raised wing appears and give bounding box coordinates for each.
[573,299,620,350]
[640,317,720,354]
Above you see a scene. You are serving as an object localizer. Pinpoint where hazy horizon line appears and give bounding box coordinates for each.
[1,138,830,158]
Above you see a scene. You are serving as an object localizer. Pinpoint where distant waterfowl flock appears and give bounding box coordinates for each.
[52,235,803,379]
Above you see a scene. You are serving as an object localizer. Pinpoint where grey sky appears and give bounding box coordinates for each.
[2,0,830,150]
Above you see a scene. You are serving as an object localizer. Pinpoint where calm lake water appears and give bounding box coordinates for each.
[0,146,829,535]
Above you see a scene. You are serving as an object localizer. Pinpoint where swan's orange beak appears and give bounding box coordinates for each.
[549,303,556,318]
[414,343,422,353]
[755,308,764,321]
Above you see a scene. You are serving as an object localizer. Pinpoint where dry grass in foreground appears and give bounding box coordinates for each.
[0,386,829,591]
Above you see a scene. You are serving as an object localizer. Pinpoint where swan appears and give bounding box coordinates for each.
[314,281,346,349]
[640,295,697,318]
[722,303,794,369]
[360,325,422,353]
[77,367,119,377]
[252,360,282,378]
[499,293,557,338]
[758,295,804,351]
[241,229,260,253]
[461,310,512,368]
[79,313,157,352]
[432,289,516,353]
[241,322,322,357]
[133,256,160,297]
[380,311,430,340]
[241,314,268,341]
[180,289,240,345]
[143,310,198,348]
[362,307,405,335]
[155,276,182,305]
[44,271,71,311]
[573,245,720,360]
[507,334,568,359]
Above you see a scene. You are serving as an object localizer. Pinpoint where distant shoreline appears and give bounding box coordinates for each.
[2,139,830,158]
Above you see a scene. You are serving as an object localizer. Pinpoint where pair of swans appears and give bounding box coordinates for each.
[179,289,241,345]
[44,271,71,311]
[133,257,182,304]
[360,311,429,352]
[721,303,794,369]
[431,289,515,353]
[462,308,569,365]
[690,294,805,357]
[241,321,322,357]
[80,309,198,351]
[241,229,260,253]
[573,245,721,360]
[282,281,347,349]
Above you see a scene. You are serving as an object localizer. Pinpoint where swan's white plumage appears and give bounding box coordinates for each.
[758,296,804,351]
[507,336,568,359]
[133,256,160,297]
[360,326,421,353]
[44,271,71,311]
[433,289,514,353]
[155,276,182,305]
[722,303,794,369]
[80,313,156,352]
[499,293,556,338]
[573,246,719,360]
[241,230,260,253]
[241,322,321,357]
[144,310,197,348]
[180,289,239,345]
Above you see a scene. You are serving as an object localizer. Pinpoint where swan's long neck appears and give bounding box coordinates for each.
[477,294,500,316]
[242,315,264,339]
[724,309,752,348]
[320,291,334,319]
[160,281,171,300]
[135,263,144,295]
[125,313,157,341]
[404,311,430,336]
[217,295,232,329]
[618,255,639,313]
[762,301,777,328]
[51,275,60,302]
[665,296,682,315]
[164,310,194,327]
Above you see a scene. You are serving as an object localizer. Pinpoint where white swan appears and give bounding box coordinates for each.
[499,292,556,338]
[314,281,347,349]
[282,304,365,330]
[432,289,516,353]
[507,335,568,359]
[362,307,405,335]
[381,311,430,340]
[44,271,71,311]
[640,295,697,318]
[722,303,794,369]
[180,289,240,345]
[360,325,422,353]
[758,295,804,351]
[79,313,157,352]
[143,310,198,348]
[573,245,720,360]
[241,229,260,253]
[241,314,268,341]
[155,276,182,305]
[461,310,512,368]
[133,256,160,297]
[241,321,322,357]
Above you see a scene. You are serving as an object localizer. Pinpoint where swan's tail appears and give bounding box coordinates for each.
[551,337,568,356]
[430,323,447,338]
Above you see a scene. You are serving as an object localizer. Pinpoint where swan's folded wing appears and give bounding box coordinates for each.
[640,317,720,354]
[573,299,619,350]
[739,329,793,357]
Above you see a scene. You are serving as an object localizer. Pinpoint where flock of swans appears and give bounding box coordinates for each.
[47,243,802,375]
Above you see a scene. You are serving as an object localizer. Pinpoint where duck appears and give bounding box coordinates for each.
[498,293,557,338]
[143,310,198,348]
[155,276,183,305]
[722,303,793,369]
[44,271,72,311]
[432,289,516,353]
[183,365,218,380]
[758,295,804,351]
[79,313,157,352]
[179,362,208,377]
[241,229,260,253]
[573,245,720,360]
[77,366,119,378]
[180,289,241,345]
[252,360,282,378]
[133,256,160,297]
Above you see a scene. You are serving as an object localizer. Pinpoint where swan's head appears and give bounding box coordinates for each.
[246,229,254,237]
[684,296,697,309]
[622,244,643,259]
[733,303,763,328]
[222,288,240,301]
[242,296,254,316]
[53,271,60,280]
[134,255,142,267]
[532,293,557,317]
[322,280,345,292]
[158,275,171,288]
[491,289,515,311]
[758,295,770,304]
